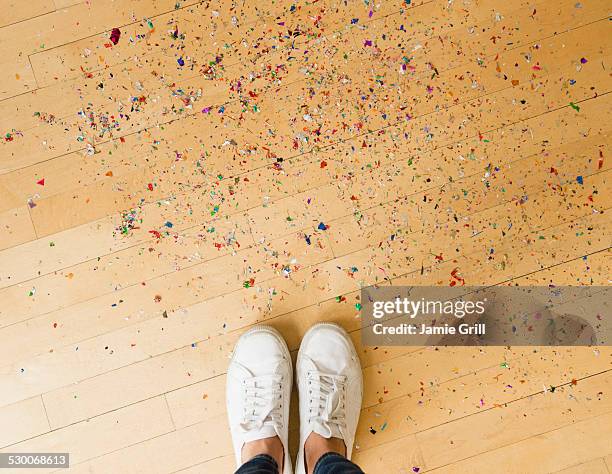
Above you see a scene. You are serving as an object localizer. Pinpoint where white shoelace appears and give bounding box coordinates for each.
[306,371,347,432]
[240,374,284,432]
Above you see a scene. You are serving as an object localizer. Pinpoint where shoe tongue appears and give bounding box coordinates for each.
[242,424,278,443]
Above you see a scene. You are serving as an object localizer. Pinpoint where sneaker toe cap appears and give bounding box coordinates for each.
[299,325,361,377]
[230,328,290,378]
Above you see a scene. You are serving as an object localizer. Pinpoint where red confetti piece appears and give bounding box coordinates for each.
[450,268,465,286]
[110,28,121,45]
[80,66,93,78]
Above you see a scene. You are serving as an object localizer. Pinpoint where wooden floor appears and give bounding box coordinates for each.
[0,0,610,472]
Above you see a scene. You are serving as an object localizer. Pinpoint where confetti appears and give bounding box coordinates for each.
[109,28,121,45]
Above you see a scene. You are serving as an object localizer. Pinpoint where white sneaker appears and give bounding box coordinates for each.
[295,323,363,473]
[227,325,292,474]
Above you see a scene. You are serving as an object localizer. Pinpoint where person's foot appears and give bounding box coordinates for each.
[296,323,363,474]
[227,326,292,473]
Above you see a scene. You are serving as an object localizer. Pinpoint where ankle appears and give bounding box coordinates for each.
[242,436,284,469]
[304,433,346,474]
